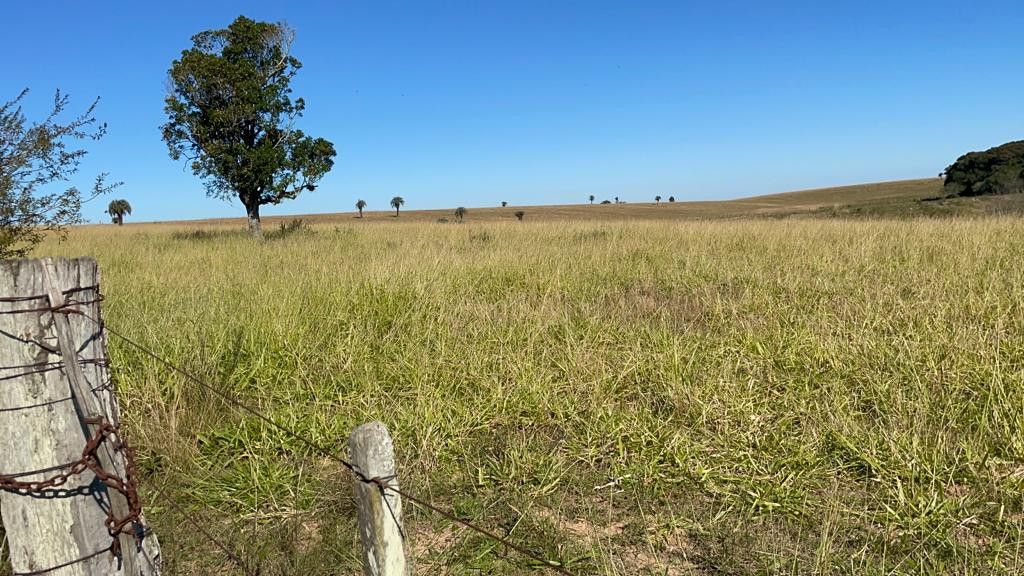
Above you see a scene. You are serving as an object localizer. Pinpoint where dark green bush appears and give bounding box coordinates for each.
[944,140,1024,197]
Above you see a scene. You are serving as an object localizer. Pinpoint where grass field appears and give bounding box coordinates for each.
[14,208,1021,575]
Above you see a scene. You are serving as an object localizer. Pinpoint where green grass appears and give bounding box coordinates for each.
[11,216,1024,575]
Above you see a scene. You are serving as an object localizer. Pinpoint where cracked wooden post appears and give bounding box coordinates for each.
[350,421,410,576]
[0,257,161,575]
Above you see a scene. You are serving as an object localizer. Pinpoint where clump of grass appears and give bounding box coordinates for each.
[265,218,313,241]
[170,228,246,241]
[34,217,1024,575]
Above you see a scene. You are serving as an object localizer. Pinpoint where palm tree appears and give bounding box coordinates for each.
[107,199,132,225]
[668,196,676,203]
[501,201,508,207]
[655,195,662,203]
[355,199,367,218]
[514,210,525,221]
[454,206,466,222]
[614,196,620,204]
[589,194,595,204]
[390,196,404,216]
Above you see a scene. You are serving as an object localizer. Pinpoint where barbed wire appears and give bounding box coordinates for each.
[74,298,577,575]
[158,495,259,576]
[12,541,117,576]
[0,287,578,575]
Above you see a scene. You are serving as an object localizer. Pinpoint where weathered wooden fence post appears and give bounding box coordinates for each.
[0,257,161,575]
[350,421,410,576]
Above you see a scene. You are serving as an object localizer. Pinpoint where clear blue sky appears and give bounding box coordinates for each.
[6,1,1024,222]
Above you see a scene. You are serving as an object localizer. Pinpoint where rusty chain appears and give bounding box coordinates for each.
[0,416,144,550]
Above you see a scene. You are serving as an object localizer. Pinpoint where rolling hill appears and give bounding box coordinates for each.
[116,177,1024,228]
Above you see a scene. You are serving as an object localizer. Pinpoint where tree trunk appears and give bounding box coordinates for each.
[116,214,123,226]
[246,203,262,237]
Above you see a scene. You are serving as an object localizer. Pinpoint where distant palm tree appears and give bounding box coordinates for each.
[355,199,367,217]
[514,210,525,221]
[668,196,676,203]
[390,196,405,216]
[615,196,620,204]
[107,199,132,225]
[454,206,466,222]
[655,195,662,203]
[501,201,508,207]
[589,194,595,204]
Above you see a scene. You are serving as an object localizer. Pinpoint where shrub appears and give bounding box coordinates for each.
[944,141,1024,197]
[266,219,313,240]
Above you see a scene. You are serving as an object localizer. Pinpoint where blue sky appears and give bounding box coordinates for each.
[6,1,1024,222]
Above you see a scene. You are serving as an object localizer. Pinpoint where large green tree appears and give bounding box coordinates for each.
[0,89,118,258]
[162,16,336,236]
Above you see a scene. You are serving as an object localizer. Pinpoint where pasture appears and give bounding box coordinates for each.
[20,214,1024,575]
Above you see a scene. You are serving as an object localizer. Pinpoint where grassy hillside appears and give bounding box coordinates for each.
[124,178,948,229]
[19,217,1024,575]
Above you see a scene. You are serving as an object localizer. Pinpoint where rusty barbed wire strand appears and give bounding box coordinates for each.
[0,358,108,383]
[0,358,109,371]
[0,380,113,413]
[0,285,103,314]
[10,542,114,576]
[10,526,157,576]
[0,298,102,316]
[70,304,577,575]
[0,286,98,304]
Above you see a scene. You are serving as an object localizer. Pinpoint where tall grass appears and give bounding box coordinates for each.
[19,218,1024,574]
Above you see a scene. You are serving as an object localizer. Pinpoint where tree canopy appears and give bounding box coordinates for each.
[944,140,1024,197]
[162,15,336,236]
[390,196,404,215]
[0,89,117,258]
[107,199,132,225]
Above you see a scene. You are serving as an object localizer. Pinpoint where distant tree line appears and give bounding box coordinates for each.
[944,140,1024,197]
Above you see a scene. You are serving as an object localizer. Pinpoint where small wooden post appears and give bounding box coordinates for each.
[0,257,161,575]
[350,421,410,576]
